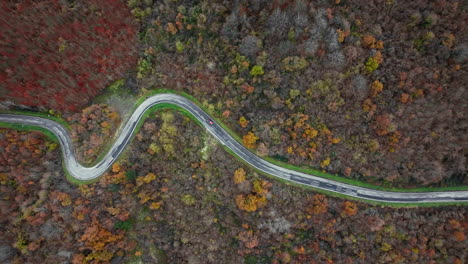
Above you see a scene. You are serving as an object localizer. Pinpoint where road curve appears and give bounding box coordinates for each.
[1,93,467,204]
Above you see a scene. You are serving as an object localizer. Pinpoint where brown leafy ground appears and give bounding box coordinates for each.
[131,0,467,188]
[0,111,466,263]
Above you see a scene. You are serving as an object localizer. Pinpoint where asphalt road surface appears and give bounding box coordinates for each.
[1,93,467,204]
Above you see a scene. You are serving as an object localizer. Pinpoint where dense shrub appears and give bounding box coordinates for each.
[0,0,138,112]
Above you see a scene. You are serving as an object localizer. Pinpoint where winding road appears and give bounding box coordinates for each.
[1,93,467,204]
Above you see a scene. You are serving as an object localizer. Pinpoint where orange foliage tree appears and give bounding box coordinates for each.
[362,35,384,49]
[238,230,259,249]
[78,218,124,262]
[308,194,328,215]
[233,167,246,184]
[341,201,358,217]
[238,116,249,128]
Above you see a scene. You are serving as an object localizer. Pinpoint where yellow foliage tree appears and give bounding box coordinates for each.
[235,178,271,212]
[243,131,258,149]
[85,251,114,262]
[112,163,121,173]
[136,172,157,186]
[320,157,331,168]
[137,190,152,204]
[235,194,267,212]
[233,168,246,184]
[331,137,341,144]
[302,128,318,139]
[252,179,271,195]
[149,201,162,210]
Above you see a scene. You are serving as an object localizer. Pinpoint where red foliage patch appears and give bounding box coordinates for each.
[0,0,138,112]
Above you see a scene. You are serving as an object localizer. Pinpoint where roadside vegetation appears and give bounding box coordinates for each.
[0,115,466,263]
[0,0,466,263]
[127,0,466,189]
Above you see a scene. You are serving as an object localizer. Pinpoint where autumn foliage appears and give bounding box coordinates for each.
[448,219,466,242]
[242,131,259,149]
[238,116,249,128]
[373,114,397,136]
[307,194,328,215]
[238,230,259,249]
[362,35,384,49]
[235,179,272,212]
[235,194,267,212]
[80,219,124,252]
[341,201,358,217]
[0,0,138,112]
[233,167,246,184]
[370,80,384,97]
[69,104,121,163]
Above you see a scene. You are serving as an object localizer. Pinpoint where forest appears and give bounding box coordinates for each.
[0,0,466,263]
